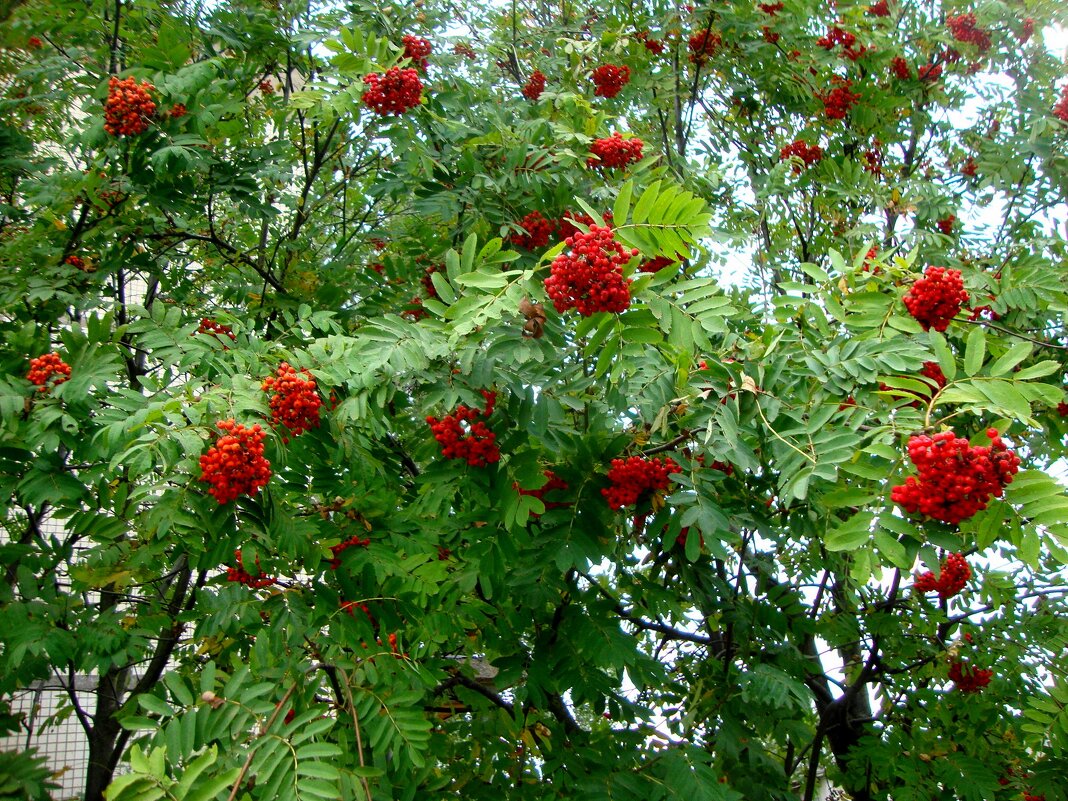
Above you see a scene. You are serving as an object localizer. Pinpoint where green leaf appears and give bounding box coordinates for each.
[631,180,661,225]
[825,511,874,551]
[963,326,985,376]
[929,330,957,382]
[613,180,634,227]
[987,342,1032,377]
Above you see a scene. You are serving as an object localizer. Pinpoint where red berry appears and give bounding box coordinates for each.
[602,456,681,510]
[913,552,971,599]
[64,255,86,270]
[104,76,156,136]
[26,352,71,392]
[818,77,861,120]
[27,36,43,49]
[362,67,422,116]
[688,29,721,64]
[196,317,237,344]
[402,35,432,71]
[902,266,969,331]
[169,103,187,119]
[198,420,272,504]
[946,13,991,54]
[890,56,911,80]
[328,534,371,570]
[227,548,275,588]
[522,70,546,100]
[587,132,644,169]
[515,470,570,516]
[262,362,322,439]
[759,2,784,15]
[947,659,992,692]
[779,140,823,173]
[867,0,890,16]
[891,429,1020,524]
[591,64,630,98]
[544,225,635,316]
[426,391,500,467]
[1054,84,1068,123]
[508,210,556,250]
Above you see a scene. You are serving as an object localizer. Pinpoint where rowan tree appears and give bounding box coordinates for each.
[2,2,1068,801]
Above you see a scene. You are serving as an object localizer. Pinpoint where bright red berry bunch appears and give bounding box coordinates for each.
[817,25,856,51]
[920,360,947,392]
[328,534,371,570]
[64,255,85,269]
[602,456,681,510]
[426,390,500,467]
[262,363,322,439]
[936,214,955,234]
[819,77,861,120]
[453,42,477,59]
[227,549,275,588]
[890,56,911,80]
[640,255,676,273]
[522,70,546,100]
[199,420,272,504]
[104,76,157,136]
[891,428,1021,524]
[509,211,556,250]
[545,225,636,316]
[27,36,43,49]
[918,62,943,82]
[961,156,978,177]
[779,140,823,172]
[259,80,275,95]
[26,352,71,392]
[948,658,993,693]
[1054,85,1068,123]
[902,266,969,331]
[867,0,890,16]
[515,470,570,515]
[362,67,423,115]
[1018,18,1035,44]
[591,64,630,98]
[587,132,644,169]
[169,103,187,119]
[197,318,237,342]
[402,35,432,70]
[688,29,721,64]
[635,31,666,55]
[913,552,971,598]
[946,13,991,54]
[759,2,784,15]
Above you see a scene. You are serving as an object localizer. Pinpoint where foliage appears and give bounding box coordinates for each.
[1,1,1068,800]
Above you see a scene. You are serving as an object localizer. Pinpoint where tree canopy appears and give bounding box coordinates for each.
[2,1,1068,800]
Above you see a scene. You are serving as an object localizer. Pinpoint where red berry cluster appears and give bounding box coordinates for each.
[946,13,991,54]
[635,31,666,55]
[197,318,237,342]
[328,534,371,570]
[169,103,187,119]
[902,266,969,331]
[913,552,971,598]
[688,29,721,64]
[522,70,546,100]
[816,26,861,59]
[402,35,432,71]
[198,420,272,504]
[779,140,823,173]
[591,64,630,98]
[515,470,570,515]
[602,456,681,510]
[861,246,880,273]
[26,352,71,392]
[759,2,784,15]
[863,141,883,175]
[640,255,676,273]
[587,132,644,169]
[104,76,157,136]
[891,428,1021,524]
[227,549,275,588]
[1054,85,1068,123]
[920,360,947,392]
[545,225,636,316]
[961,156,978,177]
[509,210,556,250]
[1018,18,1034,44]
[453,42,477,59]
[918,62,943,82]
[262,362,322,439]
[936,214,956,235]
[948,658,993,693]
[426,390,500,467]
[362,67,423,116]
[27,36,43,49]
[762,27,780,44]
[867,0,890,16]
[890,56,911,80]
[64,255,85,269]
[819,77,861,120]
[259,80,275,95]
[1058,401,1068,417]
